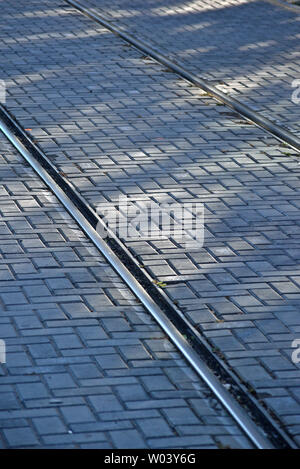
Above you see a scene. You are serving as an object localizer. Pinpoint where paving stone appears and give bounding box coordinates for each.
[148,435,214,448]
[14,316,43,330]
[101,318,132,333]
[33,257,59,269]
[264,397,300,416]
[210,336,246,351]
[44,373,76,389]
[119,345,150,360]
[16,383,49,400]
[235,328,269,343]
[60,405,96,424]
[137,417,174,438]
[0,324,18,338]
[23,285,52,298]
[28,343,58,359]
[214,434,253,450]
[32,416,67,435]
[1,292,28,305]
[0,392,20,410]
[53,334,83,350]
[0,0,299,448]
[70,364,103,379]
[235,365,272,382]
[95,354,128,370]
[162,407,200,425]
[141,375,175,392]
[89,395,124,413]
[76,326,108,341]
[109,429,146,449]
[5,352,32,368]
[115,384,148,402]
[261,356,296,372]
[256,320,290,334]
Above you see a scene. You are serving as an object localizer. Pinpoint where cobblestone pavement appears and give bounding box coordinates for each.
[0,133,253,449]
[81,0,300,134]
[1,0,300,445]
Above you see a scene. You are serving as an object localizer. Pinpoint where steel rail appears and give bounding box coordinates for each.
[0,112,277,449]
[65,0,300,154]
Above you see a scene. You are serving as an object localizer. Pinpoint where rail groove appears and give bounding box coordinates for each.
[0,0,298,450]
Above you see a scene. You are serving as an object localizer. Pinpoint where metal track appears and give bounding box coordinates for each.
[64,0,300,154]
[0,102,296,449]
[0,1,297,449]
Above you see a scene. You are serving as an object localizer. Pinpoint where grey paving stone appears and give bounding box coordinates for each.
[33,257,59,268]
[84,294,113,309]
[115,384,148,402]
[264,397,300,416]
[5,352,32,368]
[23,285,52,298]
[76,326,108,341]
[230,295,262,307]
[119,345,150,360]
[14,316,43,330]
[0,393,20,410]
[1,292,28,306]
[95,354,128,370]
[0,0,298,448]
[28,343,58,359]
[137,417,174,438]
[16,383,49,400]
[89,395,124,413]
[2,427,40,447]
[261,356,296,372]
[61,303,91,318]
[44,373,76,389]
[162,407,200,426]
[32,416,67,435]
[109,429,146,449]
[46,278,73,290]
[102,318,132,332]
[210,336,246,351]
[256,320,290,334]
[53,334,83,350]
[0,324,18,338]
[214,435,253,449]
[60,405,96,424]
[235,328,269,343]
[79,442,113,449]
[70,363,103,379]
[148,435,214,448]
[99,409,162,422]
[235,365,272,382]
[141,375,175,392]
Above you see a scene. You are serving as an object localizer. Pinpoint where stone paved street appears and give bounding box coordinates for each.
[0,133,252,449]
[0,0,300,448]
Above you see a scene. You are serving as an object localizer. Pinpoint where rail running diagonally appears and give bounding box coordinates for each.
[64,0,300,154]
